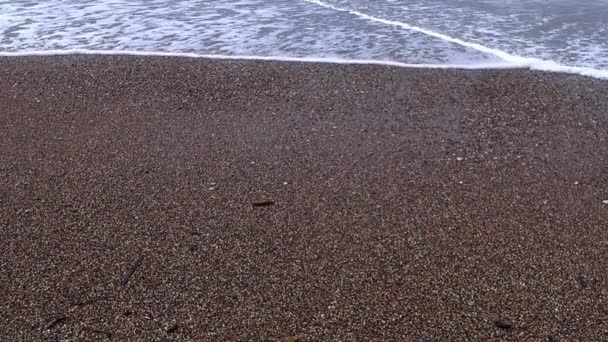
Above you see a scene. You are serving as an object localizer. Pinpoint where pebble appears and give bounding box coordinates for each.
[494,319,513,329]
[578,275,590,288]
[252,200,274,207]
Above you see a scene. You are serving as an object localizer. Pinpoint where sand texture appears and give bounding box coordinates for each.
[1,56,608,340]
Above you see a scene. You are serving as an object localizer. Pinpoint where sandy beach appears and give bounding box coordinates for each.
[1,55,607,340]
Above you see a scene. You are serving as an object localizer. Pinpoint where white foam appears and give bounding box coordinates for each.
[0,0,500,66]
[0,49,523,69]
[2,49,606,80]
[303,0,608,80]
[3,0,606,79]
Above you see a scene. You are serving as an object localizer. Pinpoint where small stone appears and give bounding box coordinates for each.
[252,200,274,207]
[578,275,590,288]
[603,200,608,204]
[494,319,513,329]
[166,324,178,333]
[456,157,463,161]
[285,337,298,342]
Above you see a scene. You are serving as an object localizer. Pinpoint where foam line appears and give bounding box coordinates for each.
[0,49,606,79]
[0,49,521,69]
[303,0,608,80]
[303,0,519,61]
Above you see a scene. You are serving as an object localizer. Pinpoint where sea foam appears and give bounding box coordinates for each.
[1,49,607,80]
[1,0,607,80]
[303,0,608,80]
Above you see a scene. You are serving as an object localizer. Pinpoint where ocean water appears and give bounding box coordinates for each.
[1,0,607,78]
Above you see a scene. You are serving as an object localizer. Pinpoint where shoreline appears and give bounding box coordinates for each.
[1,55,608,340]
[1,50,607,80]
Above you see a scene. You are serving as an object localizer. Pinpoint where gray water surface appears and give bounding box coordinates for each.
[1,0,606,70]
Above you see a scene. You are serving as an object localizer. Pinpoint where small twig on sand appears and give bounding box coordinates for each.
[46,316,67,330]
[72,296,109,307]
[121,255,145,286]
[252,200,274,207]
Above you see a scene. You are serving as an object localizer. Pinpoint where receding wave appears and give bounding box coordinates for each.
[0,0,606,79]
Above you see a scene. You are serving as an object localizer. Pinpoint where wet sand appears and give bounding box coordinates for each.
[1,55,607,340]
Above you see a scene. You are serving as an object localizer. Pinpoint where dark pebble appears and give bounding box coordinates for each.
[252,200,274,207]
[494,319,513,329]
[166,324,178,333]
[578,275,590,288]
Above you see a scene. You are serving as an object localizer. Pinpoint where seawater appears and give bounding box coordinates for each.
[0,0,607,78]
